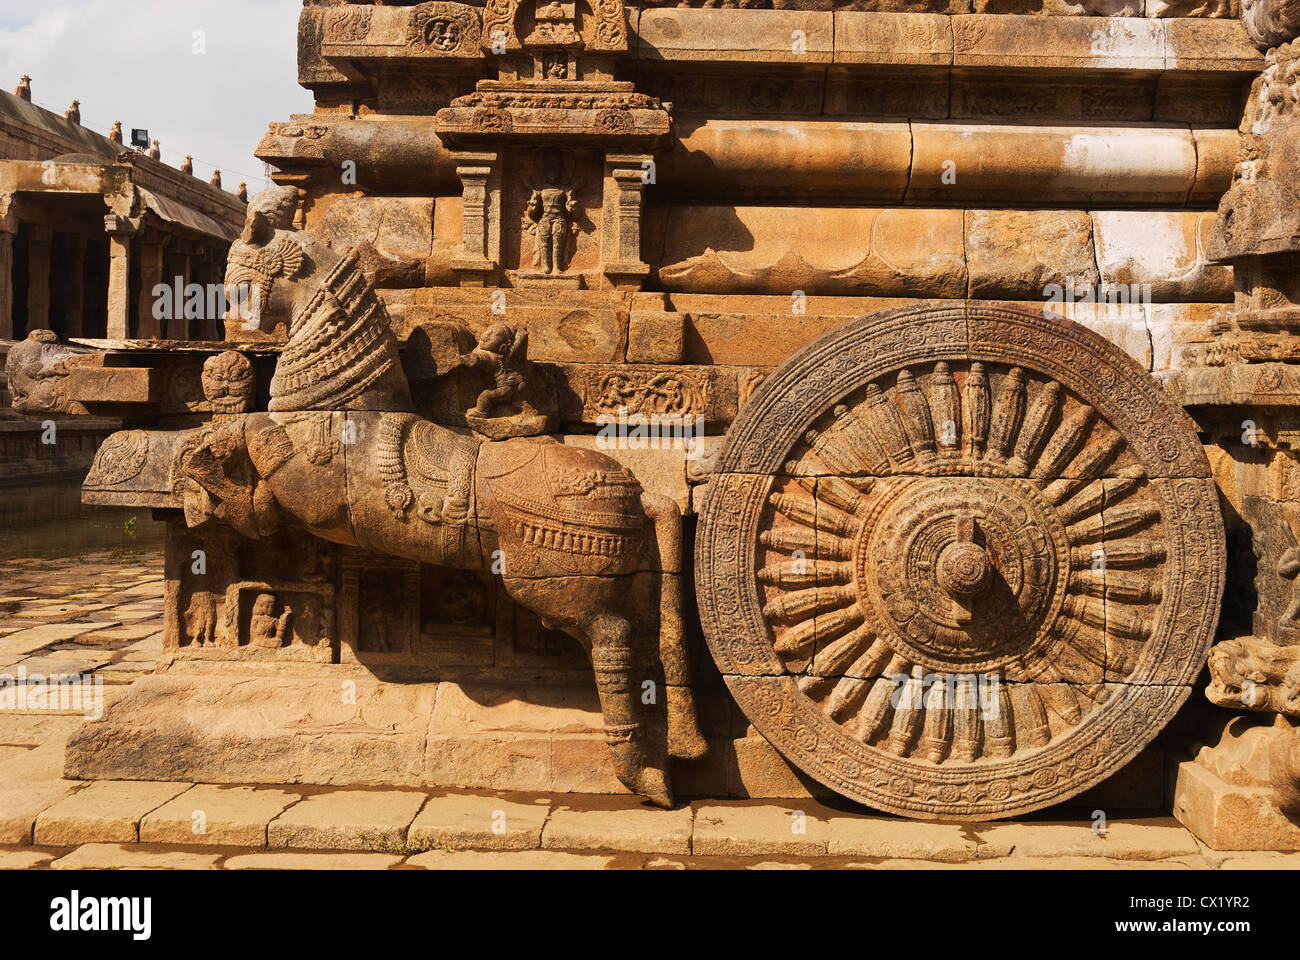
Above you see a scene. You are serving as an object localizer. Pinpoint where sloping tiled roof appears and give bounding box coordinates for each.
[0,89,128,162]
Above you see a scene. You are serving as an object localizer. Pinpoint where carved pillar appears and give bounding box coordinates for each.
[104,215,137,340]
[136,234,167,339]
[26,222,52,333]
[1174,0,1300,851]
[450,150,500,287]
[602,153,652,291]
[0,194,16,340]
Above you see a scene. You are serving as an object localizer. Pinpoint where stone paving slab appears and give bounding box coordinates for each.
[973,818,1202,860]
[141,785,304,847]
[0,714,84,746]
[108,587,164,596]
[123,633,164,652]
[0,781,82,844]
[19,597,106,610]
[0,744,31,766]
[0,848,55,869]
[103,606,163,621]
[50,843,223,870]
[1215,852,1300,869]
[828,817,980,862]
[0,742,68,781]
[17,653,113,676]
[0,623,121,659]
[35,780,192,845]
[223,851,403,870]
[74,623,163,644]
[408,849,616,869]
[408,793,550,851]
[542,798,693,855]
[20,605,118,622]
[268,789,428,852]
[692,801,831,857]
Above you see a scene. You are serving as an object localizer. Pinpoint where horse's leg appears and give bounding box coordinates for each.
[501,575,673,808]
[583,608,673,808]
[641,493,707,760]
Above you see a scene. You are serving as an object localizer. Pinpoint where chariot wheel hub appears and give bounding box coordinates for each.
[695,303,1225,820]
[935,541,991,599]
[858,477,1069,672]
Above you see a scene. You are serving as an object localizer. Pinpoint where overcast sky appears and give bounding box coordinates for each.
[0,0,314,193]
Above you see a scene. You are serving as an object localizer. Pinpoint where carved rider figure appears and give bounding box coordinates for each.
[457,322,529,419]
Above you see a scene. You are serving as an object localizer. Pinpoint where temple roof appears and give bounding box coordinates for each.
[0,89,127,163]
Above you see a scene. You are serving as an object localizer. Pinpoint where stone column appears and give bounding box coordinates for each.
[450,150,499,287]
[104,215,137,340]
[601,153,652,291]
[0,194,16,340]
[26,223,52,333]
[136,234,167,339]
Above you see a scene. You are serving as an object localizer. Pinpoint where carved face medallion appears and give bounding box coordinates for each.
[424,18,460,50]
[202,351,255,415]
[696,304,1225,819]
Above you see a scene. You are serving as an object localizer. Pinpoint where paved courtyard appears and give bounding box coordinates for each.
[1,551,1297,871]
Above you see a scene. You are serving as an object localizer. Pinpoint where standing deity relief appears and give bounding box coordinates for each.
[521,147,583,275]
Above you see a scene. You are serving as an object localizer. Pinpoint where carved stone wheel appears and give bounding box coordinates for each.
[696,304,1226,819]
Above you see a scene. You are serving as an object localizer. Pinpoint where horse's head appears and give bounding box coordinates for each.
[224,187,412,413]
[224,186,308,335]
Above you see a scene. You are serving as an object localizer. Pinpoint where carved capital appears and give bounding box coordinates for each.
[0,192,17,234]
[104,214,142,236]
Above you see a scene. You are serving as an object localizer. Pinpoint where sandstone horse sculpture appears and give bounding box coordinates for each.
[178,187,704,806]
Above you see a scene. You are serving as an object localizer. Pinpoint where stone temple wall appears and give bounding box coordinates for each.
[12,0,1300,844]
